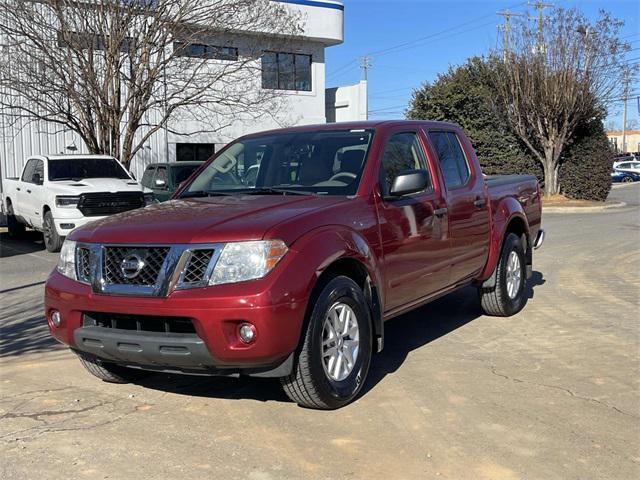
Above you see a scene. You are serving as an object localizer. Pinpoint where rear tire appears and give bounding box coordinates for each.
[280,275,372,409]
[621,176,633,183]
[479,233,527,316]
[43,210,63,252]
[6,203,25,238]
[75,351,148,384]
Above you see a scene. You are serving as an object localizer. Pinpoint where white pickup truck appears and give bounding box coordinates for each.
[2,154,154,252]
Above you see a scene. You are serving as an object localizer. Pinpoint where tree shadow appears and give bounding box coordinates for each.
[0,231,46,258]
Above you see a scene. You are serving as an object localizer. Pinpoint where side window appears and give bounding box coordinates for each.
[21,159,37,183]
[141,167,155,188]
[428,131,470,188]
[379,132,430,197]
[153,167,168,187]
[33,160,44,184]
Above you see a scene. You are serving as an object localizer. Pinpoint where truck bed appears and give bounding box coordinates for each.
[485,174,541,239]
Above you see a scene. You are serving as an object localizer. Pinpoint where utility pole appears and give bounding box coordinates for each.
[359,56,371,82]
[497,10,525,60]
[359,56,371,120]
[529,1,553,53]
[622,67,630,153]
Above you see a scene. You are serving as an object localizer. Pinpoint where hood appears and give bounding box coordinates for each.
[48,177,147,194]
[70,194,350,245]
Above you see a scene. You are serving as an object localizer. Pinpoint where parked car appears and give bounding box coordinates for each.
[2,155,154,252]
[612,160,640,173]
[140,161,204,202]
[45,120,544,409]
[611,169,640,183]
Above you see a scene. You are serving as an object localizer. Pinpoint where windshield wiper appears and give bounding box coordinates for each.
[180,190,237,198]
[242,187,317,196]
[50,177,84,182]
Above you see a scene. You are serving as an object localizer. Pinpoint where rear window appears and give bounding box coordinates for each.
[172,165,201,185]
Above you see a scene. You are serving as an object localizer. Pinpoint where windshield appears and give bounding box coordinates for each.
[48,157,131,181]
[181,129,374,197]
[172,164,201,185]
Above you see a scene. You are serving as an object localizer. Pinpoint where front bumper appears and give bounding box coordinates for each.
[53,211,105,236]
[45,270,308,376]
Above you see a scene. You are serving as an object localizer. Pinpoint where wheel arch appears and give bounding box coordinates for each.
[479,197,531,288]
[291,227,384,353]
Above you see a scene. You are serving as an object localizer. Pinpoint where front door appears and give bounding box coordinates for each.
[376,130,451,311]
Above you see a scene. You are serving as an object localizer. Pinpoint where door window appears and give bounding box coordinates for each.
[32,160,44,184]
[21,159,37,183]
[141,166,155,188]
[379,132,430,197]
[428,131,470,188]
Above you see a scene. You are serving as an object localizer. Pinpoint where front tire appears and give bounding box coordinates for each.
[280,275,372,409]
[43,210,63,252]
[6,203,25,238]
[75,351,148,384]
[479,233,527,316]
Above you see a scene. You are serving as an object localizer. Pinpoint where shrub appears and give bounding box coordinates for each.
[560,125,613,201]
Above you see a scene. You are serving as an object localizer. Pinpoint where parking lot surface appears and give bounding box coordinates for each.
[1,185,639,480]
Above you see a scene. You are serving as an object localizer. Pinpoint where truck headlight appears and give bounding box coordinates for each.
[209,240,288,285]
[57,239,77,280]
[56,195,80,208]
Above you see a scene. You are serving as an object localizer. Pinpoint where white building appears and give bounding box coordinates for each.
[0,0,366,183]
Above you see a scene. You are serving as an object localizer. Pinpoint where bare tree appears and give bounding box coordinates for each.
[492,7,631,195]
[0,0,303,167]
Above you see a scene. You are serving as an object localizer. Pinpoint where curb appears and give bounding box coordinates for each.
[543,201,627,213]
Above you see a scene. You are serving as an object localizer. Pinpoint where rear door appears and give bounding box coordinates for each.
[376,129,451,311]
[425,130,490,284]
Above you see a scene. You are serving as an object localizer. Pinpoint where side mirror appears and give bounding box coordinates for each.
[389,169,429,197]
[32,172,42,185]
[154,178,167,188]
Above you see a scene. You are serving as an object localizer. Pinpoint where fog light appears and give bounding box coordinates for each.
[238,323,257,344]
[51,310,61,327]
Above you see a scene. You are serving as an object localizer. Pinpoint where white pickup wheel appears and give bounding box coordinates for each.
[43,210,64,252]
[478,233,527,316]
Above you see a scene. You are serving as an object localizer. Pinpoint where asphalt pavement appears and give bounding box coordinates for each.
[1,184,639,480]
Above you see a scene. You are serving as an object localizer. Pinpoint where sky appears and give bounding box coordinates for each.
[325,0,640,129]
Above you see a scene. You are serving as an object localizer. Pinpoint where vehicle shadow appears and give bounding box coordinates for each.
[0,231,45,258]
[138,272,545,405]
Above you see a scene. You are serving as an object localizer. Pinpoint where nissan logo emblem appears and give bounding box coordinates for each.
[121,253,145,279]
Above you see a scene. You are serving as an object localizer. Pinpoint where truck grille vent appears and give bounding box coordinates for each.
[83,312,196,334]
[182,249,214,284]
[103,246,169,286]
[77,192,144,217]
[76,247,92,283]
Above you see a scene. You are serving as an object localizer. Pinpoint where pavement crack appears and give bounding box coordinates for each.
[490,366,638,419]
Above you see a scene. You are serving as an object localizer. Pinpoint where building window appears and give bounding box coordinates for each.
[262,52,311,91]
[176,143,216,163]
[173,42,238,61]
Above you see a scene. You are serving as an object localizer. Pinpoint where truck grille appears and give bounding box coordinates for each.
[77,192,144,217]
[76,246,92,283]
[73,242,222,296]
[83,312,196,334]
[103,246,170,286]
[182,249,215,285]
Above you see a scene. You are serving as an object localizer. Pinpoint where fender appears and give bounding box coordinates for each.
[288,225,385,351]
[478,196,529,287]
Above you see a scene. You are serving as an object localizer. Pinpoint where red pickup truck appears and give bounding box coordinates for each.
[45,121,543,409]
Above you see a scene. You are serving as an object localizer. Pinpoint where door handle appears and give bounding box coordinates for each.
[474,198,486,208]
[434,207,448,217]
[26,189,32,194]
[16,187,20,191]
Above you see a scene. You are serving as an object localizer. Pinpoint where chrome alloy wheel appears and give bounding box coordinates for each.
[321,302,360,382]
[505,251,522,299]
